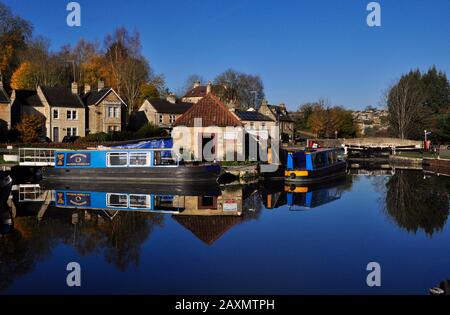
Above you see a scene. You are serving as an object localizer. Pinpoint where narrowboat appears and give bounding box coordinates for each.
[42,148,221,183]
[54,189,188,214]
[284,148,347,183]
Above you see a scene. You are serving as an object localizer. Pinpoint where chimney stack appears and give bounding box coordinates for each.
[279,103,286,112]
[71,82,78,94]
[97,80,105,91]
[193,80,201,89]
[206,82,212,94]
[84,84,91,94]
[166,93,177,104]
[261,99,269,107]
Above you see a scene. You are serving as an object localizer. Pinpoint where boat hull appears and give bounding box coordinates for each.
[285,162,347,183]
[43,164,221,184]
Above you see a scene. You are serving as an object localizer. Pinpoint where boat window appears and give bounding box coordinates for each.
[130,195,150,209]
[313,152,326,168]
[107,194,128,208]
[129,152,149,166]
[293,152,306,169]
[107,152,128,166]
[154,151,177,166]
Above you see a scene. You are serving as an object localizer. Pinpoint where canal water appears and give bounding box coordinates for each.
[0,170,449,295]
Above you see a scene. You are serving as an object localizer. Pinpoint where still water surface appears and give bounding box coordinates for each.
[1,170,449,294]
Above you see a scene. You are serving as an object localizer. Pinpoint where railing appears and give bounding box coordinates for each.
[19,184,54,202]
[19,148,66,166]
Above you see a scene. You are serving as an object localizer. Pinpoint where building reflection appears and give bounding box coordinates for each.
[0,181,263,290]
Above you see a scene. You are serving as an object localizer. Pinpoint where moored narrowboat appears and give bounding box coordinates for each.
[284,148,346,183]
[43,148,221,183]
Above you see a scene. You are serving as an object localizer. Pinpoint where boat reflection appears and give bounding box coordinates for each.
[260,177,349,211]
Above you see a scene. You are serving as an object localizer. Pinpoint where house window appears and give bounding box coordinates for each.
[66,128,77,136]
[107,126,119,133]
[108,106,120,118]
[250,122,255,128]
[129,195,150,209]
[67,110,77,120]
[261,122,266,129]
[170,115,176,123]
[107,194,128,208]
[107,152,128,167]
[53,109,59,119]
[159,115,164,124]
[129,152,149,166]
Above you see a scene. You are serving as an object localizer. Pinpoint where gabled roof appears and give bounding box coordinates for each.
[147,99,193,114]
[12,90,43,107]
[174,94,243,127]
[234,109,273,122]
[183,84,226,98]
[172,215,242,245]
[267,104,294,122]
[82,88,127,106]
[40,86,84,108]
[0,86,9,103]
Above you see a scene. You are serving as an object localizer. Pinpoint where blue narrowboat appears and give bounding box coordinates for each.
[54,189,186,214]
[43,148,221,183]
[285,148,346,183]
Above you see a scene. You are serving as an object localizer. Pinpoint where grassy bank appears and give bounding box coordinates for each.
[395,151,450,160]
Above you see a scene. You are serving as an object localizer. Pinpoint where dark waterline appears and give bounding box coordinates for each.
[1,171,449,295]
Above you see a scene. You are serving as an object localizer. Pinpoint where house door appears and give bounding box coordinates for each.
[201,133,216,162]
[53,127,59,142]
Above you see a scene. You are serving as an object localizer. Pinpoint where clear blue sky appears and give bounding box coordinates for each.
[4,0,450,110]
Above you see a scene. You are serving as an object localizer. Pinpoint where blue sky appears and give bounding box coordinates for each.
[3,0,450,110]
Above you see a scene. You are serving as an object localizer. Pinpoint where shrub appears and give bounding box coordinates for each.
[16,115,44,143]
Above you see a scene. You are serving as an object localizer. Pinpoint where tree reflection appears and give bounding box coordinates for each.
[384,170,450,236]
[0,201,164,290]
[72,211,164,271]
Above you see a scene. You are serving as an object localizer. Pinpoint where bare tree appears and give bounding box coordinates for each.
[386,71,427,139]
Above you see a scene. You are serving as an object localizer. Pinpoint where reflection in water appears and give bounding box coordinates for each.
[383,170,450,236]
[260,176,353,210]
[1,169,449,294]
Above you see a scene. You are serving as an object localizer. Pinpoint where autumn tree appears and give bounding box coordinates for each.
[16,114,44,143]
[0,2,32,85]
[11,38,69,89]
[302,99,357,138]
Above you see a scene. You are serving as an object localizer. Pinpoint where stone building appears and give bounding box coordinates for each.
[81,82,127,134]
[258,100,294,142]
[182,81,228,105]
[136,93,193,130]
[0,81,10,131]
[11,83,86,142]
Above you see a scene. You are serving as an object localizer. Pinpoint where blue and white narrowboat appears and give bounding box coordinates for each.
[285,148,346,183]
[43,148,221,183]
[54,189,186,214]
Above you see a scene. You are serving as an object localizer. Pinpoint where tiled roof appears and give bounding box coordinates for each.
[234,110,273,122]
[268,105,293,122]
[174,94,243,127]
[81,88,112,106]
[148,99,193,114]
[172,215,242,245]
[0,86,9,103]
[183,84,225,98]
[12,90,43,107]
[40,86,84,108]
